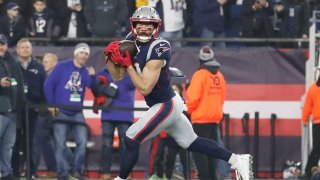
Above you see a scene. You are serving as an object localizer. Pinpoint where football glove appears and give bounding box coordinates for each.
[104,41,120,57]
[93,75,108,114]
[111,50,132,68]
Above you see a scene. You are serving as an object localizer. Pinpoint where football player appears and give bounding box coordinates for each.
[105,6,253,180]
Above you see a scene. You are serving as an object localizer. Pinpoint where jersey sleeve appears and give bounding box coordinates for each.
[147,39,171,62]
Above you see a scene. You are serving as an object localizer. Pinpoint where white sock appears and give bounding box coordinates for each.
[228,153,238,165]
[114,176,127,180]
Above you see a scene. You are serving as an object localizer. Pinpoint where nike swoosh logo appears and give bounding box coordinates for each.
[160,43,165,46]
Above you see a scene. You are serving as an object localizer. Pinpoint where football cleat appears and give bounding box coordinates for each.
[231,154,253,180]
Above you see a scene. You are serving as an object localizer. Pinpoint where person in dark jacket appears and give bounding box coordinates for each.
[192,0,227,47]
[242,0,274,46]
[0,2,26,47]
[47,0,89,43]
[84,0,128,38]
[274,0,310,47]
[11,38,47,178]
[0,34,24,180]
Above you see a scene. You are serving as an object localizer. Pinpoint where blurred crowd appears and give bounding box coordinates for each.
[0,0,319,48]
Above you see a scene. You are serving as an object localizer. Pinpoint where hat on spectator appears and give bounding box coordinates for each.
[6,2,19,10]
[0,34,8,44]
[74,43,90,56]
[199,46,220,67]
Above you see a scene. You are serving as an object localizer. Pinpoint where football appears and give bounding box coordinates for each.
[119,40,139,58]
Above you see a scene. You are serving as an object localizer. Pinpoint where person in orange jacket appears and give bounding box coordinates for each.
[302,76,320,178]
[186,46,229,180]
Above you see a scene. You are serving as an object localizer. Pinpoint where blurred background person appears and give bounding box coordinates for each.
[301,74,320,178]
[31,52,59,178]
[186,46,228,180]
[191,0,227,47]
[11,38,47,179]
[242,0,274,46]
[91,67,135,180]
[0,2,26,47]
[84,0,127,40]
[149,0,187,48]
[27,0,60,44]
[274,0,310,48]
[44,43,95,180]
[47,0,89,45]
[0,34,24,180]
[42,53,58,74]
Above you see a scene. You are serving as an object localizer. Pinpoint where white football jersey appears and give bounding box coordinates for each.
[149,0,186,32]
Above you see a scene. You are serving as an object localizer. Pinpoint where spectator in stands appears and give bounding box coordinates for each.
[44,43,96,180]
[186,46,227,180]
[192,0,227,47]
[91,68,135,180]
[301,74,320,178]
[48,0,89,42]
[242,0,274,46]
[84,0,128,39]
[11,38,47,178]
[224,0,244,47]
[0,34,24,180]
[0,2,26,47]
[42,53,58,74]
[0,0,33,20]
[149,0,187,47]
[32,53,59,178]
[27,0,59,41]
[274,0,310,48]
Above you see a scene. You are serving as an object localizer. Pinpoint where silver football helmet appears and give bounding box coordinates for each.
[130,6,162,43]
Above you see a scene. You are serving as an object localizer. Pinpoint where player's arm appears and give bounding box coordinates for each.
[126,59,163,96]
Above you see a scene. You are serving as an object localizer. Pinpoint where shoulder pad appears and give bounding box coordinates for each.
[146,39,171,61]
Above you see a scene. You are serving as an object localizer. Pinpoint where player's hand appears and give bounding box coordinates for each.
[111,50,132,68]
[104,41,120,57]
